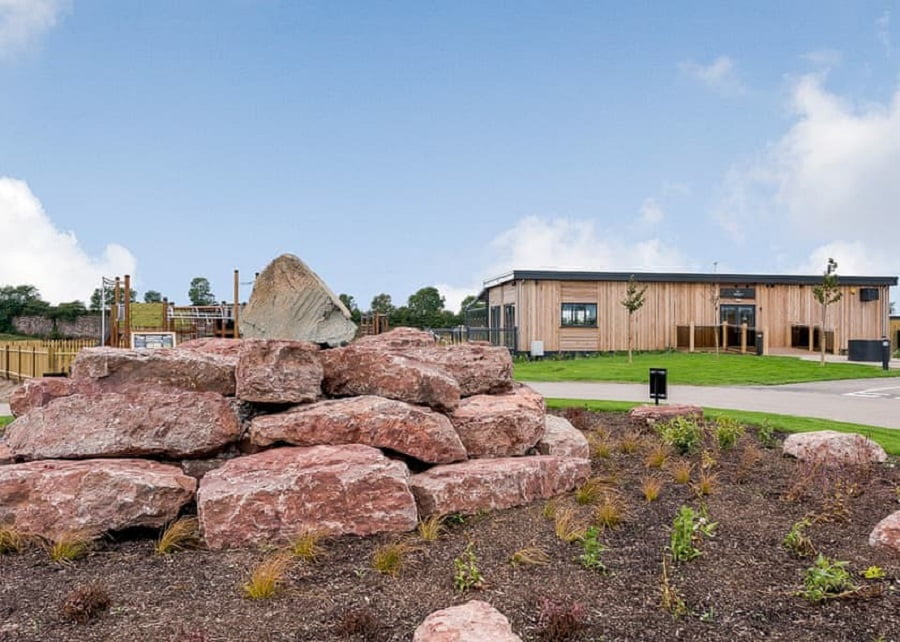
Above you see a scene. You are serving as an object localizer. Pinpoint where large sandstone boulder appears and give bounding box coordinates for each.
[536,415,590,459]
[238,254,357,347]
[71,347,235,396]
[449,385,545,458]
[413,600,522,642]
[197,445,417,549]
[249,396,467,464]
[6,389,241,460]
[0,441,11,464]
[411,456,590,517]
[782,430,887,465]
[0,459,196,540]
[869,511,900,552]
[177,337,244,364]
[9,376,78,417]
[354,329,513,396]
[629,404,703,426]
[321,348,460,412]
[235,339,322,404]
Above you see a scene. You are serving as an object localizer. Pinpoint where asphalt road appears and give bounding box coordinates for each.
[529,377,900,429]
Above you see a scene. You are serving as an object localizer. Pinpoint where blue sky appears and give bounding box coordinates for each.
[1,1,899,310]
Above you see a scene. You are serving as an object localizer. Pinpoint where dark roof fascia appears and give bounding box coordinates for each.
[484,270,898,288]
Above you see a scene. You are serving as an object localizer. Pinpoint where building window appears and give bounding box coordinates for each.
[489,305,501,328]
[503,304,515,329]
[561,303,597,327]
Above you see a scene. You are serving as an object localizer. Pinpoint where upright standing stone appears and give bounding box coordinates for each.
[239,254,357,347]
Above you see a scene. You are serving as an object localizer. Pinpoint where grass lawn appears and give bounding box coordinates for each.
[515,351,899,386]
[546,397,900,455]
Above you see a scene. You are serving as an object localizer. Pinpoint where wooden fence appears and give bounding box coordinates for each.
[0,339,98,382]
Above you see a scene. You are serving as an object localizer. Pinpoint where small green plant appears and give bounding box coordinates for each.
[453,542,485,593]
[0,526,27,554]
[417,515,444,542]
[577,526,607,572]
[290,529,326,562]
[798,554,857,602]
[670,505,716,563]
[371,541,418,577]
[589,434,613,459]
[155,517,200,555]
[783,518,816,558]
[554,507,588,543]
[714,416,745,450]
[862,565,886,579]
[574,477,605,505]
[62,582,111,623]
[542,498,558,520]
[640,476,663,502]
[756,420,777,448]
[510,545,550,567]
[657,416,703,454]
[243,552,292,600]
[47,532,92,563]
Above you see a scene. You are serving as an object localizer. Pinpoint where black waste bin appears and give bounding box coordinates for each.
[848,339,884,362]
[755,332,764,356]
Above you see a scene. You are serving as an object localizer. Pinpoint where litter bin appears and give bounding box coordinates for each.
[755,332,764,356]
[884,338,891,371]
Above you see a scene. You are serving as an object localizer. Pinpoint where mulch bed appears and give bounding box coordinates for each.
[2,409,900,641]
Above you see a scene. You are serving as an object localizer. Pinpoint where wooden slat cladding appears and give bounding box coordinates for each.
[486,277,891,353]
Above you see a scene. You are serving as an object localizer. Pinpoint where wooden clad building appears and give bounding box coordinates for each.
[479,270,897,355]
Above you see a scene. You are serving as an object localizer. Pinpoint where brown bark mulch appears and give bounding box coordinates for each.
[2,409,900,641]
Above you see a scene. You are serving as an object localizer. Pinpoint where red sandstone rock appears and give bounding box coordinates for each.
[249,396,467,464]
[235,339,323,403]
[354,327,438,350]
[407,343,513,397]
[70,346,236,396]
[869,511,900,552]
[628,404,703,426]
[321,347,460,412]
[0,441,12,464]
[0,458,195,540]
[6,389,241,460]
[177,337,245,363]
[536,415,590,459]
[197,445,417,549]
[782,430,887,465]
[410,456,590,517]
[413,600,522,642]
[9,376,78,417]
[449,385,545,458]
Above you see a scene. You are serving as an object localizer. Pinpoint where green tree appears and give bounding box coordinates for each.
[0,285,49,332]
[338,293,362,323]
[90,286,137,311]
[370,293,395,316]
[405,286,446,328]
[188,277,216,306]
[620,275,648,364]
[143,290,163,303]
[812,258,842,366]
[49,300,88,322]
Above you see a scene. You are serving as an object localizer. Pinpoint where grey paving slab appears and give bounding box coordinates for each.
[0,403,9,416]
[529,379,900,430]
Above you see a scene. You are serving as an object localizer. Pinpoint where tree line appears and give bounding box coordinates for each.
[339,286,479,329]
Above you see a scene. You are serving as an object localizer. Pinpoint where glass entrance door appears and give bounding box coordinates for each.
[720,305,755,349]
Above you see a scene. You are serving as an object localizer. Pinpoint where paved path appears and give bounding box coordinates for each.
[0,403,9,416]
[529,378,900,429]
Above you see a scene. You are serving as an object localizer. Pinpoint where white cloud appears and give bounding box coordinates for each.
[0,0,69,59]
[714,75,900,285]
[485,216,692,277]
[679,56,746,96]
[876,10,892,57]
[433,282,479,316]
[801,49,842,68]
[638,198,664,226]
[0,177,137,304]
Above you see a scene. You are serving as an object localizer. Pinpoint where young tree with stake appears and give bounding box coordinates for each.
[621,275,647,364]
[812,258,842,366]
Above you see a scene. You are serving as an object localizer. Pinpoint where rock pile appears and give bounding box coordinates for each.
[0,328,590,549]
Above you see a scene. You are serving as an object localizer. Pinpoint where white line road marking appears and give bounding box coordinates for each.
[844,386,900,400]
